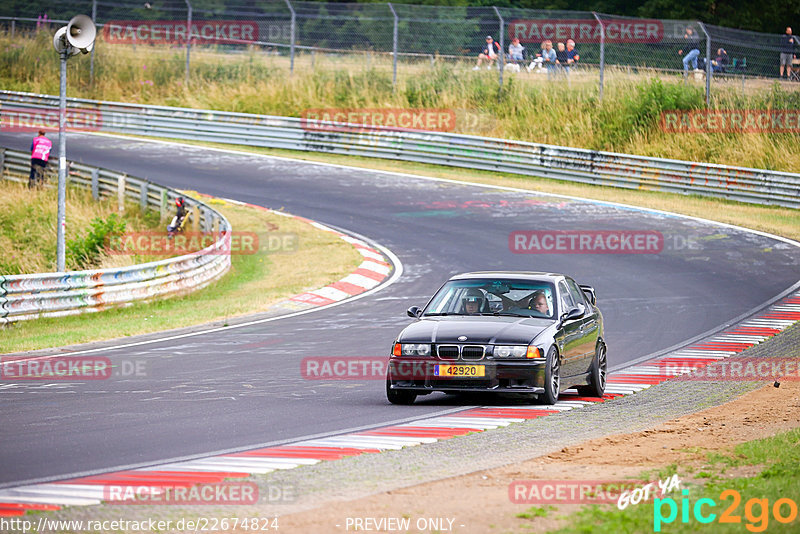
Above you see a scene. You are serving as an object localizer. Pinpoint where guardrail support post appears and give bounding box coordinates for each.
[0,148,5,180]
[284,0,296,73]
[191,205,200,232]
[493,7,504,91]
[117,174,127,212]
[593,12,605,102]
[139,181,148,211]
[388,3,398,89]
[91,168,99,200]
[698,22,711,107]
[160,189,168,221]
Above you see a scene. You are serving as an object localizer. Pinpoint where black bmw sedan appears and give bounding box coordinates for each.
[386,272,606,405]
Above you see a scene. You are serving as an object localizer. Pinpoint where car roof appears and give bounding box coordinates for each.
[448,271,566,283]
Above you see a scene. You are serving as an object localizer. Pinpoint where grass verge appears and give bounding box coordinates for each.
[1,197,363,354]
[547,427,800,533]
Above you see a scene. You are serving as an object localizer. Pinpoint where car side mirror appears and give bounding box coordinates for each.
[407,306,422,318]
[559,305,585,327]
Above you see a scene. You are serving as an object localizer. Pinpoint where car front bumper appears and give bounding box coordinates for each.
[387,358,546,394]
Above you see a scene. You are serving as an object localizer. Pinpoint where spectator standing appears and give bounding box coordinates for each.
[566,39,580,72]
[474,35,500,70]
[779,27,796,79]
[678,27,702,75]
[29,130,51,189]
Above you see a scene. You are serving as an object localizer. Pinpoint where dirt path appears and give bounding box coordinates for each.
[281,380,800,534]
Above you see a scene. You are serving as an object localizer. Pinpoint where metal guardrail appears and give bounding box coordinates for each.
[1,90,798,208]
[0,147,231,324]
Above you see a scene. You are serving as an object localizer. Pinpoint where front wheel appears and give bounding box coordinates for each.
[541,346,560,405]
[386,376,417,405]
[578,342,607,398]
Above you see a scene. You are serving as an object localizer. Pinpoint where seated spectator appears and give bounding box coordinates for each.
[566,39,580,71]
[678,27,702,75]
[540,40,557,75]
[508,37,524,62]
[474,35,500,70]
[711,48,729,72]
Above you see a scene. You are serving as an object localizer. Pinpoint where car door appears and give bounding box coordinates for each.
[566,277,598,375]
[557,280,584,379]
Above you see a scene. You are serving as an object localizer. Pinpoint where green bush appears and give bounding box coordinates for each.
[66,213,127,270]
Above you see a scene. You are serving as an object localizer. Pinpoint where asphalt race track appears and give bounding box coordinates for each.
[1,132,799,487]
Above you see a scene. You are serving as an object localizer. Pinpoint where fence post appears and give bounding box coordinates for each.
[11,19,15,38]
[90,0,97,85]
[284,0,296,73]
[698,22,711,107]
[493,7,504,91]
[118,174,126,212]
[388,3,398,89]
[139,180,148,211]
[184,0,192,85]
[91,168,99,200]
[593,12,605,102]
[160,189,168,221]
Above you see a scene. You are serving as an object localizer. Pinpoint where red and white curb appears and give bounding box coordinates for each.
[2,291,797,516]
[214,197,393,308]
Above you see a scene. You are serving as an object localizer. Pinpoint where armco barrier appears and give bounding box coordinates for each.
[0,148,231,324]
[1,91,797,208]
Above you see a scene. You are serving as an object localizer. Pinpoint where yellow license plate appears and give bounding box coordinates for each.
[435,365,485,377]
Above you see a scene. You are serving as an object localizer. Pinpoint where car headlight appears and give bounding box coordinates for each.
[395,343,431,356]
[494,345,528,358]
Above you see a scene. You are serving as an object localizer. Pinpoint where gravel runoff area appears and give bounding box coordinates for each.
[35,322,800,532]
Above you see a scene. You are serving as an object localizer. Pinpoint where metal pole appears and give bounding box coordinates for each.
[184,0,192,85]
[284,0,295,73]
[89,0,96,85]
[593,12,605,102]
[698,22,711,107]
[493,6,504,90]
[11,19,15,38]
[57,50,68,272]
[388,3,398,89]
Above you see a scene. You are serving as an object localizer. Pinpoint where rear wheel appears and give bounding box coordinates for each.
[541,346,560,405]
[578,342,607,398]
[386,375,417,405]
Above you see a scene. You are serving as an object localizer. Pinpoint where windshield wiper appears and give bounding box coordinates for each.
[493,312,530,317]
[424,312,450,316]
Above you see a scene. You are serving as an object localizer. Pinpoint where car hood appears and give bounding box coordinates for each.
[398,316,553,345]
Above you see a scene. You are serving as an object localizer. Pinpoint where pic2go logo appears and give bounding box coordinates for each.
[654,489,798,532]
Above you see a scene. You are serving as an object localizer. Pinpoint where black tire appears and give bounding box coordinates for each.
[386,376,417,405]
[578,342,607,398]
[541,346,560,405]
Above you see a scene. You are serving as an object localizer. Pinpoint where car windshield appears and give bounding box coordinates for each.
[423,278,557,319]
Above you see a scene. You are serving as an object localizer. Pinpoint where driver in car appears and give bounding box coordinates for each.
[528,290,550,316]
[462,288,485,314]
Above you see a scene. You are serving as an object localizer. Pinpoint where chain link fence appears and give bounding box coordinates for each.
[1,1,798,102]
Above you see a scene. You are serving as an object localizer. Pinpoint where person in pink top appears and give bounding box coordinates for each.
[30,130,52,188]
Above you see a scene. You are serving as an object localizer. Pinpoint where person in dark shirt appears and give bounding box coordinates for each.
[566,39,580,72]
[711,48,729,72]
[678,27,702,74]
[779,27,796,78]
